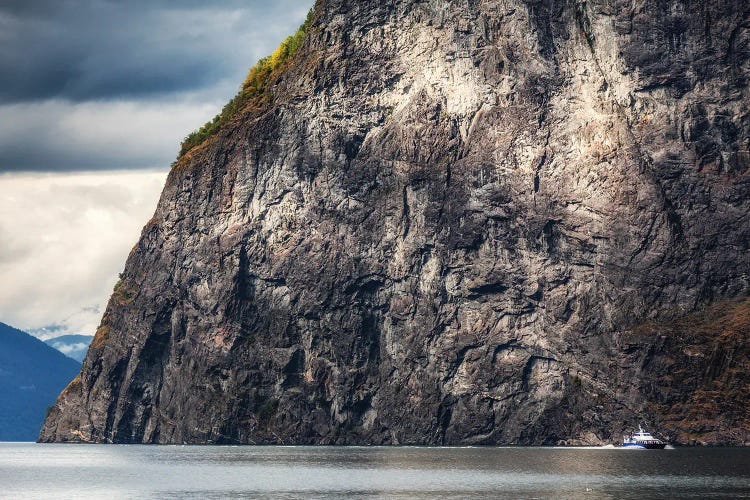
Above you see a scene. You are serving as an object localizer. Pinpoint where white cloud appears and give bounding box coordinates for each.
[0,170,167,334]
[55,342,90,355]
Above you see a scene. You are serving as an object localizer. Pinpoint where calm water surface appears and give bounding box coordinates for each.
[1,443,749,499]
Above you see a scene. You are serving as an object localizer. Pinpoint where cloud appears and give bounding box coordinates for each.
[0,0,314,172]
[0,0,314,103]
[0,98,219,171]
[0,170,167,334]
[55,343,91,355]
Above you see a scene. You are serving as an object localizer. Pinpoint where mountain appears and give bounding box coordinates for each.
[45,335,94,363]
[0,323,80,441]
[41,0,750,445]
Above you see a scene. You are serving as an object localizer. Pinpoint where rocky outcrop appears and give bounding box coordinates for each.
[41,0,750,445]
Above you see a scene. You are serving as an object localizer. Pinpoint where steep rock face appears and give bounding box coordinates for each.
[42,0,750,445]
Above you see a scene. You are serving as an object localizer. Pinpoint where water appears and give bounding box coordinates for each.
[1,443,749,499]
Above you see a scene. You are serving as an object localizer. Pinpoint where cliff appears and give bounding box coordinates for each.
[41,0,750,445]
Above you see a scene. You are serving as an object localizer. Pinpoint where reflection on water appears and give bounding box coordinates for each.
[1,443,749,499]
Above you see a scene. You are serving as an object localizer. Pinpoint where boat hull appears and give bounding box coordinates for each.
[622,442,666,449]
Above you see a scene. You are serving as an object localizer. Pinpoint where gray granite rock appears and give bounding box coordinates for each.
[41,0,750,445]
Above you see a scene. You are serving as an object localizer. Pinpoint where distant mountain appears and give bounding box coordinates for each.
[45,335,93,362]
[0,322,80,441]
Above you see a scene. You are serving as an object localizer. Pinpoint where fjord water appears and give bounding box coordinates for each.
[1,444,749,499]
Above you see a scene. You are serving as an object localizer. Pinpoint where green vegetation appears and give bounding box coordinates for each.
[179,9,314,158]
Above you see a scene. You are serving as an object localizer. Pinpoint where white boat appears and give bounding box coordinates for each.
[622,425,667,449]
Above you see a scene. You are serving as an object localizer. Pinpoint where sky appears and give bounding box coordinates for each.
[0,0,314,337]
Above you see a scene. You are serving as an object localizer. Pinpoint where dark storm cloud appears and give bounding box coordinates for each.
[0,0,312,103]
[0,0,314,171]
